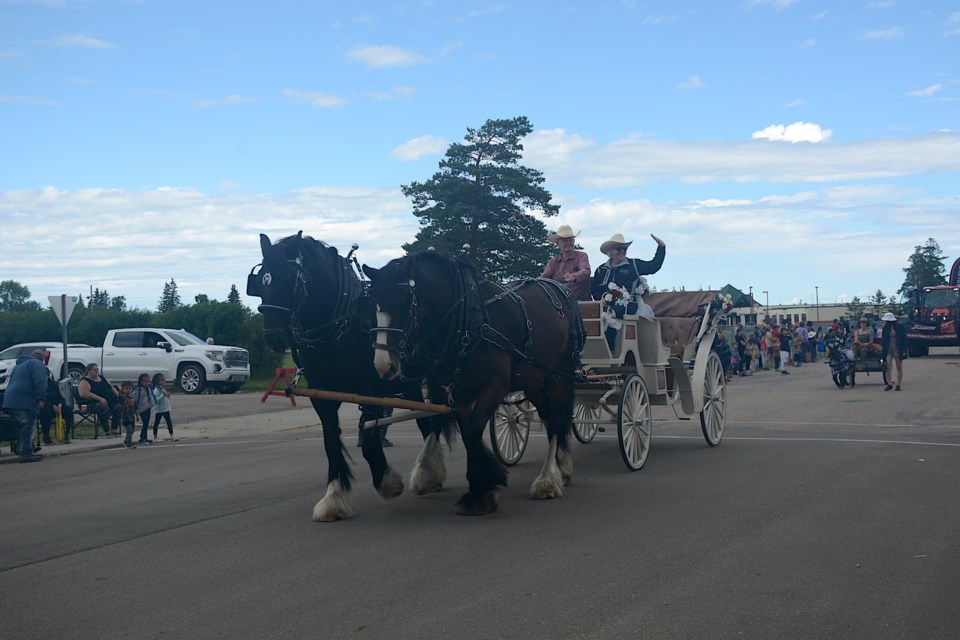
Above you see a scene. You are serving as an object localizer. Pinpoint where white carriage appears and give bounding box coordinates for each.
[489,291,727,471]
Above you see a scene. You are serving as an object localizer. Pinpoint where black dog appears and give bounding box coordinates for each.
[826,336,856,389]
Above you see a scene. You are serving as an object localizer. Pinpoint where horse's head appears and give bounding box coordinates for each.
[248,232,306,353]
[363,256,414,380]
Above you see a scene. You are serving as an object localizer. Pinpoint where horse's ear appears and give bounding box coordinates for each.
[296,230,303,240]
[260,234,271,255]
[362,265,378,281]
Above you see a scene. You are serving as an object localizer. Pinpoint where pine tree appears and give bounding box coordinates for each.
[899,238,947,293]
[401,116,559,282]
[227,284,241,304]
[90,288,111,308]
[158,279,182,313]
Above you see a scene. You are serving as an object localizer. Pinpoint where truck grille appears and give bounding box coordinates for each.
[224,350,249,368]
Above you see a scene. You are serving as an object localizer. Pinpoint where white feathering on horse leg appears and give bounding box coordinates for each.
[410,433,447,495]
[557,445,574,486]
[312,480,353,522]
[378,467,404,499]
[530,436,564,500]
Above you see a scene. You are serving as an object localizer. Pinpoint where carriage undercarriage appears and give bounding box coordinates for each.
[490,291,727,471]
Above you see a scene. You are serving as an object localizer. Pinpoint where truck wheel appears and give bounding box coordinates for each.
[67,364,86,385]
[178,365,206,395]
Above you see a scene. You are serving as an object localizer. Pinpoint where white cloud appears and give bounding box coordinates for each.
[347,44,430,68]
[677,75,704,90]
[744,0,797,10]
[811,10,828,21]
[390,135,449,161]
[908,83,943,97]
[193,94,260,108]
[785,99,805,107]
[859,27,904,41]
[47,33,117,49]
[947,12,960,37]
[0,95,55,105]
[282,88,347,108]
[751,121,833,143]
[799,38,816,49]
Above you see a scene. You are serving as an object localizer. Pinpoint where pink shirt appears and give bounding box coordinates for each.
[541,250,591,301]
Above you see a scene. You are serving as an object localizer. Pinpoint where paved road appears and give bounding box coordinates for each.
[1,349,959,639]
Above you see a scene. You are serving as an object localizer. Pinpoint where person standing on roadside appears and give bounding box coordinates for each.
[151,373,177,441]
[779,322,792,375]
[134,373,155,444]
[881,312,908,391]
[2,349,47,462]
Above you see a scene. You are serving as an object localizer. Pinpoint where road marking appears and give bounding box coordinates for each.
[653,434,960,448]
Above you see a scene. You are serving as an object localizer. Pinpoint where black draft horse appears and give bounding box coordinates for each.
[363,251,585,516]
[248,232,449,521]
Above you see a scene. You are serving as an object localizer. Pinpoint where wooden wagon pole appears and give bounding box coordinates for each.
[290,387,454,415]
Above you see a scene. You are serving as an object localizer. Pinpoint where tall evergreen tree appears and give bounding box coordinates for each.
[227,284,241,304]
[89,288,111,308]
[900,238,947,293]
[401,116,559,282]
[868,289,887,317]
[158,278,182,313]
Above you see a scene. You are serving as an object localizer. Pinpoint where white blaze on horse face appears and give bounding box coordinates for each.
[374,309,398,378]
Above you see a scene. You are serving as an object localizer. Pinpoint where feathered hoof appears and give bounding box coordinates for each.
[312,480,353,522]
[377,467,404,499]
[530,473,564,500]
[410,468,444,495]
[455,489,501,516]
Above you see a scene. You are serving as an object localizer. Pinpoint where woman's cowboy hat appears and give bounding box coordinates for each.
[547,225,579,243]
[881,312,897,322]
[600,233,633,255]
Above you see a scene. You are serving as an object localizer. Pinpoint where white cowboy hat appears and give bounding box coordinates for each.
[600,233,633,255]
[547,225,579,243]
[881,312,897,322]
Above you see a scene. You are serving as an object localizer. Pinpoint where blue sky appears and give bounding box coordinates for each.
[1,0,958,314]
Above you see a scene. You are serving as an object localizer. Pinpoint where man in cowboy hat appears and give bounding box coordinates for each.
[541,224,592,301]
[591,232,666,302]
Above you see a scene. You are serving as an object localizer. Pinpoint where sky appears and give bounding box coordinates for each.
[1,0,958,315]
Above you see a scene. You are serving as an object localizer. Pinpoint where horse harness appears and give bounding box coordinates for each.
[373,260,585,384]
[249,239,367,352]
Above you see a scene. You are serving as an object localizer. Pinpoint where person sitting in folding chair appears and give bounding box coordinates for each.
[77,363,122,437]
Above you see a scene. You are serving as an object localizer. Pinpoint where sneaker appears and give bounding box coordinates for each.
[381,438,394,448]
[895,385,901,391]
[19,453,43,463]
[884,384,893,391]
[124,441,137,449]
[138,439,153,444]
[781,370,790,375]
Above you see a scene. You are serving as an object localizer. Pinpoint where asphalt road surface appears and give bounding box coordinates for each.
[2,349,959,639]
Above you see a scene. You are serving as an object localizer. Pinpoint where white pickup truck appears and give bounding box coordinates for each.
[46,328,250,395]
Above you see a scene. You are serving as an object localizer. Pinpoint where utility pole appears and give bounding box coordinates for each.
[815,285,820,323]
[762,290,769,323]
[749,286,754,324]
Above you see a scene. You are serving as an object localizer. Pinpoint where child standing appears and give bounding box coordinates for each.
[134,373,155,444]
[119,381,137,449]
[151,373,176,442]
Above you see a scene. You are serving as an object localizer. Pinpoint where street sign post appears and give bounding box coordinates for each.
[48,295,78,379]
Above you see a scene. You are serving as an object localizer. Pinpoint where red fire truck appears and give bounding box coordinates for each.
[904,257,960,356]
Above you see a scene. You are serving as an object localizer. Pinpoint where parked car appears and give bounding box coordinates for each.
[0,342,94,392]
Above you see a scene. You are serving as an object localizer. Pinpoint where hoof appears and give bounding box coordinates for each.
[312,480,353,522]
[377,467,404,499]
[530,470,564,500]
[455,489,501,516]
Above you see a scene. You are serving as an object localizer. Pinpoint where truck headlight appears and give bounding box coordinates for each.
[205,350,223,362]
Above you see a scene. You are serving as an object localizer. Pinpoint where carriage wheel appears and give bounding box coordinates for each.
[699,351,726,447]
[572,402,602,444]
[617,374,652,471]
[489,394,531,466]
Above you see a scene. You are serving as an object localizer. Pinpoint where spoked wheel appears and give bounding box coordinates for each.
[572,402,602,444]
[617,373,652,471]
[699,351,726,446]
[489,393,532,466]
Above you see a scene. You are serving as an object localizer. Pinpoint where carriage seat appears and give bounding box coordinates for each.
[644,291,715,358]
